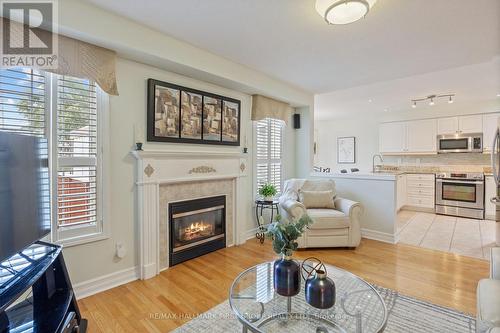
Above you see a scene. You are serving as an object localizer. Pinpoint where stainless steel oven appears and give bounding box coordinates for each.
[437,133,483,153]
[435,172,484,219]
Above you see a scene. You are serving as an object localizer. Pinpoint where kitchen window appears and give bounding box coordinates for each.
[0,68,109,246]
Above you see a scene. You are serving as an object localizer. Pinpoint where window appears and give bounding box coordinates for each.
[255,118,284,196]
[0,68,108,246]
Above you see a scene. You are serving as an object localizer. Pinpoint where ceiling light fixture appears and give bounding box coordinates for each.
[315,0,377,25]
[411,94,455,109]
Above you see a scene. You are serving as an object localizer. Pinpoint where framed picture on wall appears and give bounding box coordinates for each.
[337,136,356,164]
[147,78,240,146]
[151,83,180,138]
[180,90,202,140]
[222,99,240,143]
[202,95,222,141]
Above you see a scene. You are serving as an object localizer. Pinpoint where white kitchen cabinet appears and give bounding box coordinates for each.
[396,174,406,211]
[379,122,407,153]
[483,113,500,153]
[437,117,459,135]
[405,174,435,209]
[437,115,482,135]
[459,115,483,133]
[485,175,497,219]
[406,119,437,153]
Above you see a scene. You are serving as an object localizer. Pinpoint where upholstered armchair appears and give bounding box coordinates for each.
[278,179,362,248]
[477,247,500,333]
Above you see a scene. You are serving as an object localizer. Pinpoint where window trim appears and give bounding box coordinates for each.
[253,118,285,199]
[48,75,110,247]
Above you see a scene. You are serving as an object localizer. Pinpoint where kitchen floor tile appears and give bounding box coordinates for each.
[397,210,491,261]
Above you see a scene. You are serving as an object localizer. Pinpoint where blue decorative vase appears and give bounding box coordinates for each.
[273,255,300,297]
[305,269,336,309]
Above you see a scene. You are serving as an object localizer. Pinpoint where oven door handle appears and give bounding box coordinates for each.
[436,179,484,185]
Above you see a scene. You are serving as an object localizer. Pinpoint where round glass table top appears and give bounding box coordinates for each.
[229,261,387,333]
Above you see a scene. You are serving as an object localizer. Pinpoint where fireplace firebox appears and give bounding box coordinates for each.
[169,195,226,266]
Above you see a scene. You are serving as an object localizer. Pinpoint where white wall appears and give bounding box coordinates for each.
[315,100,500,172]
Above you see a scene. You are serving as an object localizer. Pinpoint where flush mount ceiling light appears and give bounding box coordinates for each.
[411,94,455,108]
[315,0,377,25]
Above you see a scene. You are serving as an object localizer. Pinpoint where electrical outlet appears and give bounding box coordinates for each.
[116,242,126,259]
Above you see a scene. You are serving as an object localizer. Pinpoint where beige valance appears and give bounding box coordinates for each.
[1,18,119,95]
[251,95,293,124]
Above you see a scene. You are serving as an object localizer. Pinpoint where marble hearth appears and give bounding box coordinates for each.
[132,150,248,279]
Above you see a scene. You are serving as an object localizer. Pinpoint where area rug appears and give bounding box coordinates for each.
[172,285,476,332]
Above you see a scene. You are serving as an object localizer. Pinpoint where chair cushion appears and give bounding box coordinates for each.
[307,209,350,229]
[477,279,500,327]
[299,190,335,209]
[302,179,336,195]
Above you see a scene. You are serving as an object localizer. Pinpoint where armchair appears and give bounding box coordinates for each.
[477,248,500,333]
[279,179,362,248]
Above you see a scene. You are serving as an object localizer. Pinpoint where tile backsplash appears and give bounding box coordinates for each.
[383,153,491,173]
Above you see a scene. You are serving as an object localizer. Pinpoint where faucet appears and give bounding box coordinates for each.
[372,154,384,173]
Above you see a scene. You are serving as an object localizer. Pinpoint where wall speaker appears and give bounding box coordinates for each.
[293,114,301,129]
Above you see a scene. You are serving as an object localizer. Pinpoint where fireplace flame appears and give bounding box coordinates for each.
[181,221,214,241]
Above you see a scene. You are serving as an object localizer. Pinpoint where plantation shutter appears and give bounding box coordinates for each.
[56,76,99,229]
[255,118,284,196]
[0,68,46,136]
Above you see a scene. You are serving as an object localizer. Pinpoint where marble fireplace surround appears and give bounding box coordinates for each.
[132,149,248,280]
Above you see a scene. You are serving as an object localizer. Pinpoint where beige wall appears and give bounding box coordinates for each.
[63,57,302,284]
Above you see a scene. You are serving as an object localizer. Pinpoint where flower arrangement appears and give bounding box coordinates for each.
[265,214,313,257]
[258,183,277,200]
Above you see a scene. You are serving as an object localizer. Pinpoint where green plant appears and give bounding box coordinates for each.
[265,214,313,257]
[259,183,277,197]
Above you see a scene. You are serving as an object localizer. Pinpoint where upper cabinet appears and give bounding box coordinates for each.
[437,117,459,135]
[379,122,407,153]
[483,113,500,152]
[379,119,436,154]
[437,115,482,135]
[407,119,437,153]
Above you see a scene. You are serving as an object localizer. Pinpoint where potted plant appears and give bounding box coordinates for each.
[259,183,277,202]
[265,214,313,297]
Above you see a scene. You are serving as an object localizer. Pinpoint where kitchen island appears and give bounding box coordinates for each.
[311,172,399,243]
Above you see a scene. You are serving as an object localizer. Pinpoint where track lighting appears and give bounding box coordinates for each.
[411,93,455,109]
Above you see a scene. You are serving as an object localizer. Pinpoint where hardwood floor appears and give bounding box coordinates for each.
[78,238,490,333]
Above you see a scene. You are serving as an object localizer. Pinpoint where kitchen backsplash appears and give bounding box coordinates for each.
[382,153,491,173]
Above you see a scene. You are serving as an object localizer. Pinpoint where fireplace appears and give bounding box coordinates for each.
[168,195,226,266]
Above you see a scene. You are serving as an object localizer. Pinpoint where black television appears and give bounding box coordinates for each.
[0,132,50,263]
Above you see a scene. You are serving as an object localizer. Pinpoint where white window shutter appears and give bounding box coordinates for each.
[56,76,99,229]
[255,118,284,196]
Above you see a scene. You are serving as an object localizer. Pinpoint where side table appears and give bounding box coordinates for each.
[254,199,279,243]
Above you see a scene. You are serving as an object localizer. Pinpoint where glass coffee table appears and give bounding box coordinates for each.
[229,262,387,333]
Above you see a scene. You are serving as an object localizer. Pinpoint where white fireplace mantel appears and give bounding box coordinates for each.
[132,149,249,279]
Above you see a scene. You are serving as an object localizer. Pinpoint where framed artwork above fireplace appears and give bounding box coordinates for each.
[147,79,241,146]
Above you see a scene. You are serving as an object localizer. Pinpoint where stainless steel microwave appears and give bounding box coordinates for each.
[437,133,483,153]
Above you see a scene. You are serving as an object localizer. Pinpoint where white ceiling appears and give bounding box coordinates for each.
[83,0,499,94]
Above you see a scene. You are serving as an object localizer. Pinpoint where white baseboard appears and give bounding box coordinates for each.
[245,228,257,241]
[73,266,139,300]
[361,228,396,244]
